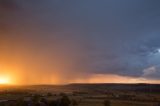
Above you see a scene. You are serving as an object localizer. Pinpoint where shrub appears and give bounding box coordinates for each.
[40,98,48,105]
[72,99,78,106]
[48,100,59,106]
[32,94,41,103]
[59,94,71,106]
[16,98,28,106]
[47,92,53,97]
[104,100,111,106]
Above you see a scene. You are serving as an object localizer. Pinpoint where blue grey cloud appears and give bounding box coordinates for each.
[1,0,160,81]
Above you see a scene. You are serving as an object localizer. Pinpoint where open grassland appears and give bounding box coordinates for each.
[0,84,160,106]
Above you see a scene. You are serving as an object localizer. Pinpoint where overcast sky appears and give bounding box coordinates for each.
[1,0,160,84]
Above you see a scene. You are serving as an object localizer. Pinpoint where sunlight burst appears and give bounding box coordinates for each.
[0,76,10,84]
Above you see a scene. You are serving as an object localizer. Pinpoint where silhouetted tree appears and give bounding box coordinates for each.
[16,98,28,106]
[59,93,66,96]
[59,94,71,106]
[32,94,41,103]
[48,100,58,106]
[47,92,53,97]
[40,98,48,105]
[72,99,78,106]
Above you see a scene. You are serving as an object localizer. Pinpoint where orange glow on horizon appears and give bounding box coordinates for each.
[70,74,160,84]
[1,65,160,85]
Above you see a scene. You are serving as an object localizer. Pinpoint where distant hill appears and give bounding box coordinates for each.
[1,83,160,93]
[67,83,160,93]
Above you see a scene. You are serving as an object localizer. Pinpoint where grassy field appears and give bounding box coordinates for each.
[0,84,159,106]
[79,100,156,106]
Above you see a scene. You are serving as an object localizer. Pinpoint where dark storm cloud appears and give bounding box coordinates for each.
[1,0,160,82]
[0,0,18,10]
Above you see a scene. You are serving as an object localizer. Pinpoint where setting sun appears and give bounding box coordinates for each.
[0,76,11,85]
